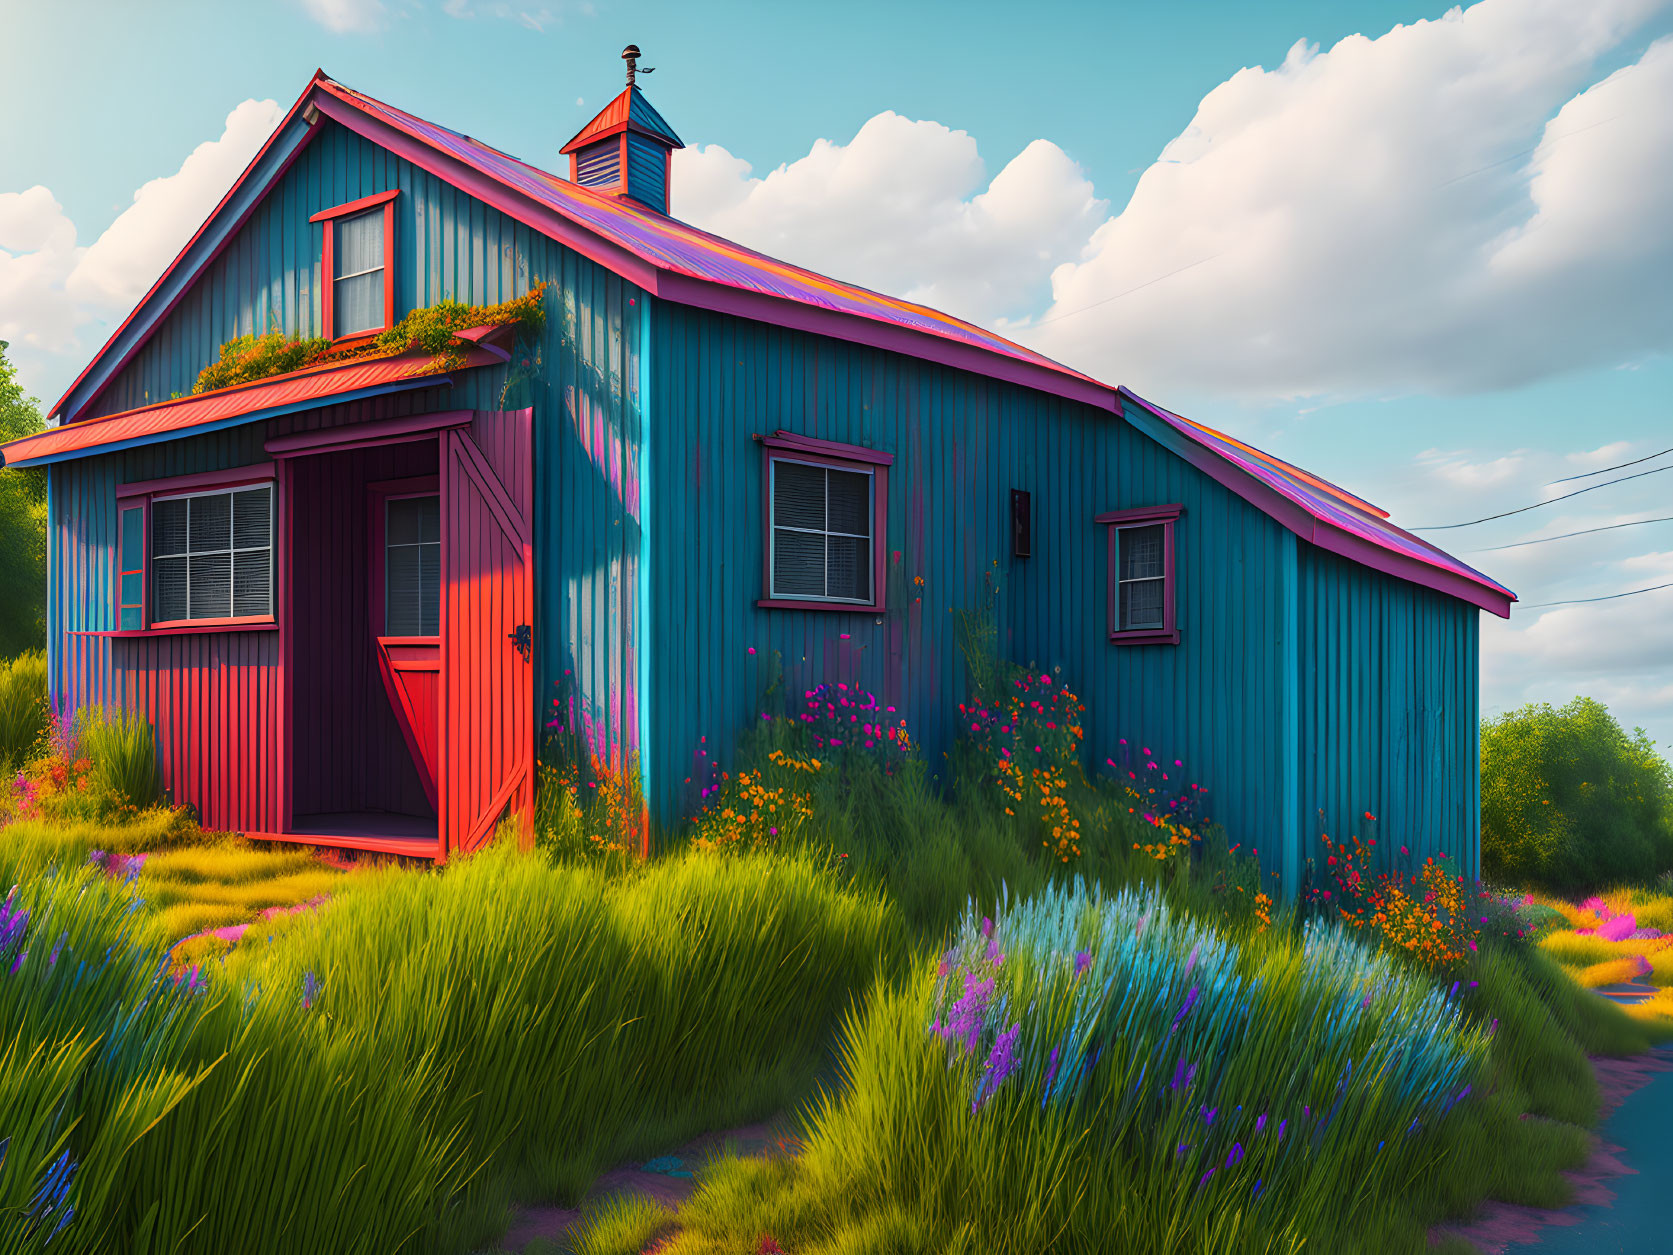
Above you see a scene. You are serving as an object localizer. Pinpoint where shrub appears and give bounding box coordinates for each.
[0,649,48,771]
[1481,697,1673,893]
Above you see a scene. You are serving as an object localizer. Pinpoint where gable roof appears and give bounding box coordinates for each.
[28,72,1512,617]
[561,85,684,154]
[1118,388,1515,617]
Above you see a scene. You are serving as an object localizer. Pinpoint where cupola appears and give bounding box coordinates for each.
[561,45,685,214]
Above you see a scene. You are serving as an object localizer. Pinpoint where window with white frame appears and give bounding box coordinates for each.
[768,457,875,604]
[151,485,274,623]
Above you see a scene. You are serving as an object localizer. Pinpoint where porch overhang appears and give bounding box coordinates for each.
[0,333,511,470]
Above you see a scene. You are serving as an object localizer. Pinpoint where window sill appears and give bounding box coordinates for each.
[1109,628,1180,646]
[756,598,885,615]
[75,620,279,639]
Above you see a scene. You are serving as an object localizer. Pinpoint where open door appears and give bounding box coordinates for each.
[440,409,534,856]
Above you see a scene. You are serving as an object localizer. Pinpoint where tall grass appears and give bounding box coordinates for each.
[673,883,1489,1255]
[0,649,48,771]
[0,838,898,1253]
[74,706,160,811]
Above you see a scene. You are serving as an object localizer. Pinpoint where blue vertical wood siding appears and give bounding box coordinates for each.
[623,135,668,212]
[59,117,645,789]
[1297,545,1482,878]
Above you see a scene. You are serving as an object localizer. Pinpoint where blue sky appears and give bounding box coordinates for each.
[3,0,1671,748]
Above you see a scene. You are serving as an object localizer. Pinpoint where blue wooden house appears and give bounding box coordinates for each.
[0,56,1515,887]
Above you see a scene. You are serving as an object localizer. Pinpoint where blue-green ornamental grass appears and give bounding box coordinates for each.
[674,883,1492,1255]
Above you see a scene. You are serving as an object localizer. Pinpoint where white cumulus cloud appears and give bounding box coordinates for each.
[0,100,281,399]
[1029,0,1673,400]
[673,113,1107,328]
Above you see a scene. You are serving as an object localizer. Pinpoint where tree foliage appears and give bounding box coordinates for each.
[0,342,47,657]
[1481,696,1673,892]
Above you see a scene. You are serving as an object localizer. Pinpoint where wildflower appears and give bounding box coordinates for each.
[986,937,1004,966]
[1073,950,1091,977]
[1226,1143,1244,1168]
[974,1022,1022,1111]
[1169,1056,1198,1093]
[1177,1141,1191,1158]
[1171,985,1199,1033]
[301,970,320,1010]
[981,916,994,939]
[1198,1168,1216,1189]
[1277,1118,1287,1141]
[1255,1113,1266,1135]
[1202,1105,1217,1126]
[1183,942,1200,978]
[1044,1046,1061,1094]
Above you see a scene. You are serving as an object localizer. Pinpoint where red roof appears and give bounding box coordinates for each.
[560,85,684,155]
[2,337,509,469]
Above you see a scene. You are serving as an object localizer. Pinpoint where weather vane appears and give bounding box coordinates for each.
[622,44,655,89]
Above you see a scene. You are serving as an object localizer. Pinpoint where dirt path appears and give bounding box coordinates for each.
[1431,1046,1673,1253]
[495,1118,802,1253]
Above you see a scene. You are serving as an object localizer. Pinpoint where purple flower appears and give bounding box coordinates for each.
[1226,1142,1244,1168]
[1197,1168,1216,1189]
[1176,1141,1191,1158]
[1202,1106,1218,1126]
[1073,950,1091,977]
[1254,1113,1266,1135]
[1169,1056,1198,1093]
[1044,1046,1061,1092]
[1277,1118,1287,1141]
[986,937,1004,966]
[1171,985,1199,1033]
[47,931,65,969]
[1183,943,1200,979]
[974,1023,1022,1112]
[301,970,320,1010]
[981,916,994,939]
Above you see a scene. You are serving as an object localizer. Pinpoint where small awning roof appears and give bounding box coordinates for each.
[1,334,510,470]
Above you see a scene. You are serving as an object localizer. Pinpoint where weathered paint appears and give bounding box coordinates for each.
[58,118,644,782]
[644,304,1482,887]
[1297,544,1482,878]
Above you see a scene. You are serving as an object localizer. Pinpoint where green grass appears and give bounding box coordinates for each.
[0,649,47,771]
[567,1194,679,1255]
[0,834,898,1254]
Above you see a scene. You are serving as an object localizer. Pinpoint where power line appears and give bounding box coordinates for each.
[1433,113,1622,190]
[1470,514,1673,552]
[1523,580,1673,609]
[1550,442,1673,484]
[1412,463,1673,530]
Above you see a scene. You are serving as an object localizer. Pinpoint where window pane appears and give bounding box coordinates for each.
[120,571,143,608]
[772,527,825,597]
[120,505,145,571]
[189,552,232,618]
[1119,525,1164,581]
[419,543,440,635]
[772,461,825,531]
[188,493,231,553]
[387,495,438,546]
[827,534,871,602]
[233,550,271,618]
[335,209,384,276]
[153,498,188,557]
[827,469,871,536]
[386,544,423,635]
[153,556,188,622]
[120,606,142,632]
[232,486,271,549]
[335,272,382,336]
[1120,578,1165,631]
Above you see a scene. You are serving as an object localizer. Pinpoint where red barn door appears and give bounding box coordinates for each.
[440,409,534,856]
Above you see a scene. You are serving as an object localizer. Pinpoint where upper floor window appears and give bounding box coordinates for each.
[310,190,398,340]
[756,431,891,614]
[1096,504,1182,645]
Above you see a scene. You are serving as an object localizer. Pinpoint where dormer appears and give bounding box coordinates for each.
[561,45,684,214]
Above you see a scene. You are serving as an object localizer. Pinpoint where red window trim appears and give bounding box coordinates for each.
[313,190,397,343]
[115,468,280,633]
[1098,504,1182,646]
[757,432,890,614]
[368,475,442,641]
